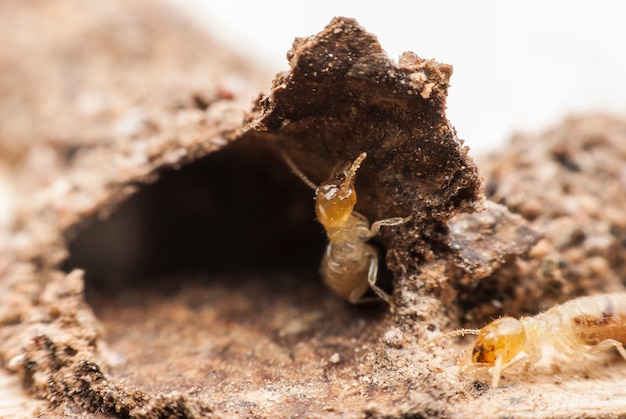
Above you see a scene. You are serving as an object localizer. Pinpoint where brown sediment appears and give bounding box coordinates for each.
[465,115,626,322]
[1,1,626,418]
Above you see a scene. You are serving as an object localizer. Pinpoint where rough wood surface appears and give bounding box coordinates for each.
[1,1,626,418]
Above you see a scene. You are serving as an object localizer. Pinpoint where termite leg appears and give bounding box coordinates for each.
[588,339,626,361]
[347,282,377,305]
[350,216,410,305]
[488,352,528,388]
[487,348,535,388]
[345,248,394,306]
[365,249,395,307]
[363,215,412,240]
[491,356,505,388]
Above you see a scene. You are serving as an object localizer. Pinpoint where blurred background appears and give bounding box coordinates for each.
[165,0,626,154]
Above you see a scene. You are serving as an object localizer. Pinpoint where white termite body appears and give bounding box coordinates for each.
[283,151,409,304]
[452,293,626,387]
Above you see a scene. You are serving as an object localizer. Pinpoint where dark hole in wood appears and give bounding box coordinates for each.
[61,137,394,303]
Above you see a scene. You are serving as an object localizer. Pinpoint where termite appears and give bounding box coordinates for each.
[282,151,411,305]
[425,293,626,387]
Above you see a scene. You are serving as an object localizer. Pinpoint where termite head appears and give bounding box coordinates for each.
[461,316,527,386]
[315,152,366,228]
[463,317,526,367]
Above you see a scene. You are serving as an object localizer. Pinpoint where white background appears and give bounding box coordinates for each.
[164,0,626,155]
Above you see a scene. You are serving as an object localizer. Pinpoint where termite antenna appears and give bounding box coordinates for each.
[281,150,317,190]
[419,328,481,348]
[341,152,367,194]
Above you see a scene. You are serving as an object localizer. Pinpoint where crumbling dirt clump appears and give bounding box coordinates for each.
[2,1,626,418]
[459,115,626,322]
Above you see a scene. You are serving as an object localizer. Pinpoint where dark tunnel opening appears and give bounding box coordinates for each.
[61,137,395,310]
[61,139,328,296]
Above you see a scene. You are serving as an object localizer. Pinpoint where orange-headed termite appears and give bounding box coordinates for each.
[425,293,626,387]
[282,151,411,305]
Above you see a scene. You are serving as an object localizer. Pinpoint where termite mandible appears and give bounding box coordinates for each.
[282,151,411,305]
